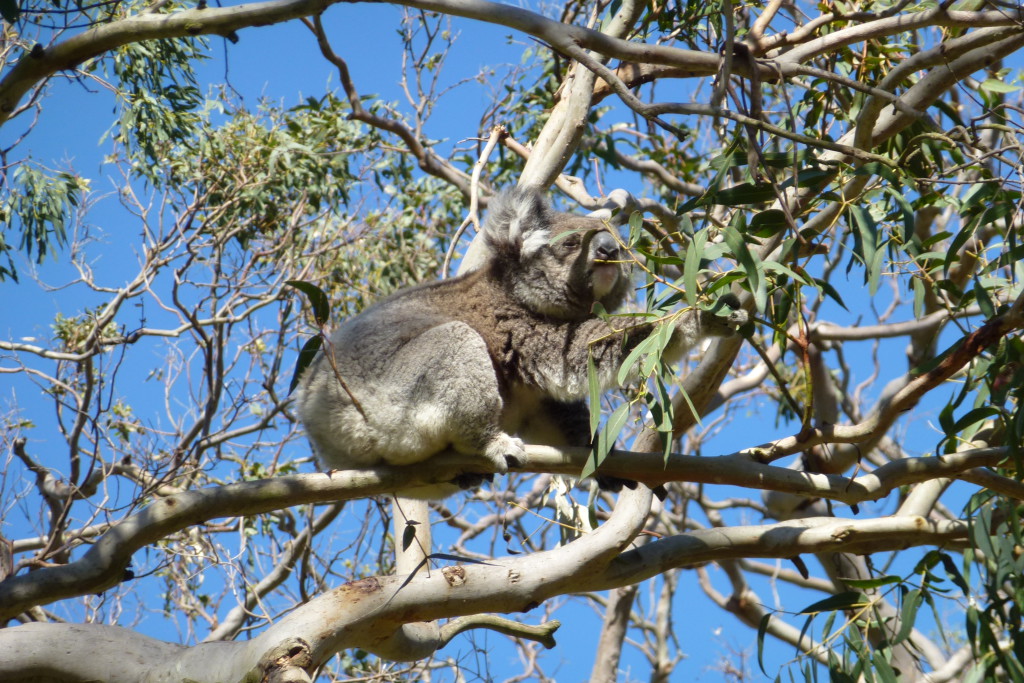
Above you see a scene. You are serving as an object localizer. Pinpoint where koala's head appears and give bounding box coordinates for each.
[482,187,632,320]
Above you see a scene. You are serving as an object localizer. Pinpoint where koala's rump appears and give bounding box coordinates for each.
[298,295,504,469]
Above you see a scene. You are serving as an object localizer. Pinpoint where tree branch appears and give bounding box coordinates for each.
[740,305,1023,463]
[0,512,971,678]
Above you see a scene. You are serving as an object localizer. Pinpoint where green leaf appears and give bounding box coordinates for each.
[627,210,644,247]
[920,589,951,650]
[799,591,868,614]
[797,613,816,660]
[938,552,970,596]
[723,213,767,313]
[912,277,926,319]
[951,405,1003,437]
[286,280,331,327]
[288,335,322,395]
[760,150,815,167]
[707,182,777,206]
[588,354,602,436]
[749,209,788,237]
[815,278,849,311]
[965,604,979,654]
[649,370,676,460]
[843,575,901,590]
[762,260,809,284]
[881,185,914,245]
[582,403,630,480]
[848,205,881,295]
[972,277,996,319]
[757,613,771,675]
[674,381,700,432]
[683,229,705,309]
[616,325,668,386]
[0,0,19,23]
[871,652,898,683]
[634,246,684,266]
[979,78,1020,94]
[892,588,922,646]
[945,215,979,279]
[402,521,419,551]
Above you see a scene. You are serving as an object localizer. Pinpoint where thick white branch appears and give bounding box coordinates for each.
[0,0,716,128]
[605,516,967,584]
[775,8,1024,64]
[0,441,1009,622]
[0,469,407,621]
[0,511,967,680]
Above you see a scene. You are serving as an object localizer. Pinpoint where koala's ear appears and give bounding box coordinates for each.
[484,187,551,258]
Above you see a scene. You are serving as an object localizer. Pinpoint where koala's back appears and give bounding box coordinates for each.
[296,270,515,471]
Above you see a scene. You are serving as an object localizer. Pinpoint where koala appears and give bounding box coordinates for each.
[296,187,747,497]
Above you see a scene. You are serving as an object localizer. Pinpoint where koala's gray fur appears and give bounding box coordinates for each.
[296,187,746,497]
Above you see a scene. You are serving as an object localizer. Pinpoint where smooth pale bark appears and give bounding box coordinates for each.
[0,443,1013,622]
[0,485,652,680]
[0,508,970,681]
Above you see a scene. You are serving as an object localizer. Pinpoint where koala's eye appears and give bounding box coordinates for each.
[562,235,582,249]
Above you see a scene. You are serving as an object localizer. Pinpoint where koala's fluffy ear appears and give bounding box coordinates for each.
[483,187,552,259]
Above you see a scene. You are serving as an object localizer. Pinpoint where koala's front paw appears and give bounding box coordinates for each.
[483,433,525,472]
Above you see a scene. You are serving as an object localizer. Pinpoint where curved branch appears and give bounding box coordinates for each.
[524,444,1012,506]
[306,15,472,195]
[606,515,967,585]
[775,8,1024,65]
[1,0,335,123]
[0,511,967,679]
[440,615,560,649]
[812,307,982,341]
[740,307,1023,463]
[0,468,427,621]
[0,0,720,129]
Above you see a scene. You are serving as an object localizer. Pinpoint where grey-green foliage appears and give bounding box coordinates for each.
[168,92,364,241]
[0,163,83,281]
[159,90,458,305]
[311,174,462,320]
[0,2,205,282]
[108,32,206,182]
[966,494,1024,681]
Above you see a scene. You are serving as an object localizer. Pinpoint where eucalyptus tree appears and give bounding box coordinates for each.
[1,0,1023,681]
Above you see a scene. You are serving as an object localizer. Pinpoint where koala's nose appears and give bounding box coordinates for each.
[592,231,620,261]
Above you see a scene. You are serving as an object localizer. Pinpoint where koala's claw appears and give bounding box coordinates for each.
[484,433,525,474]
[451,434,524,491]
